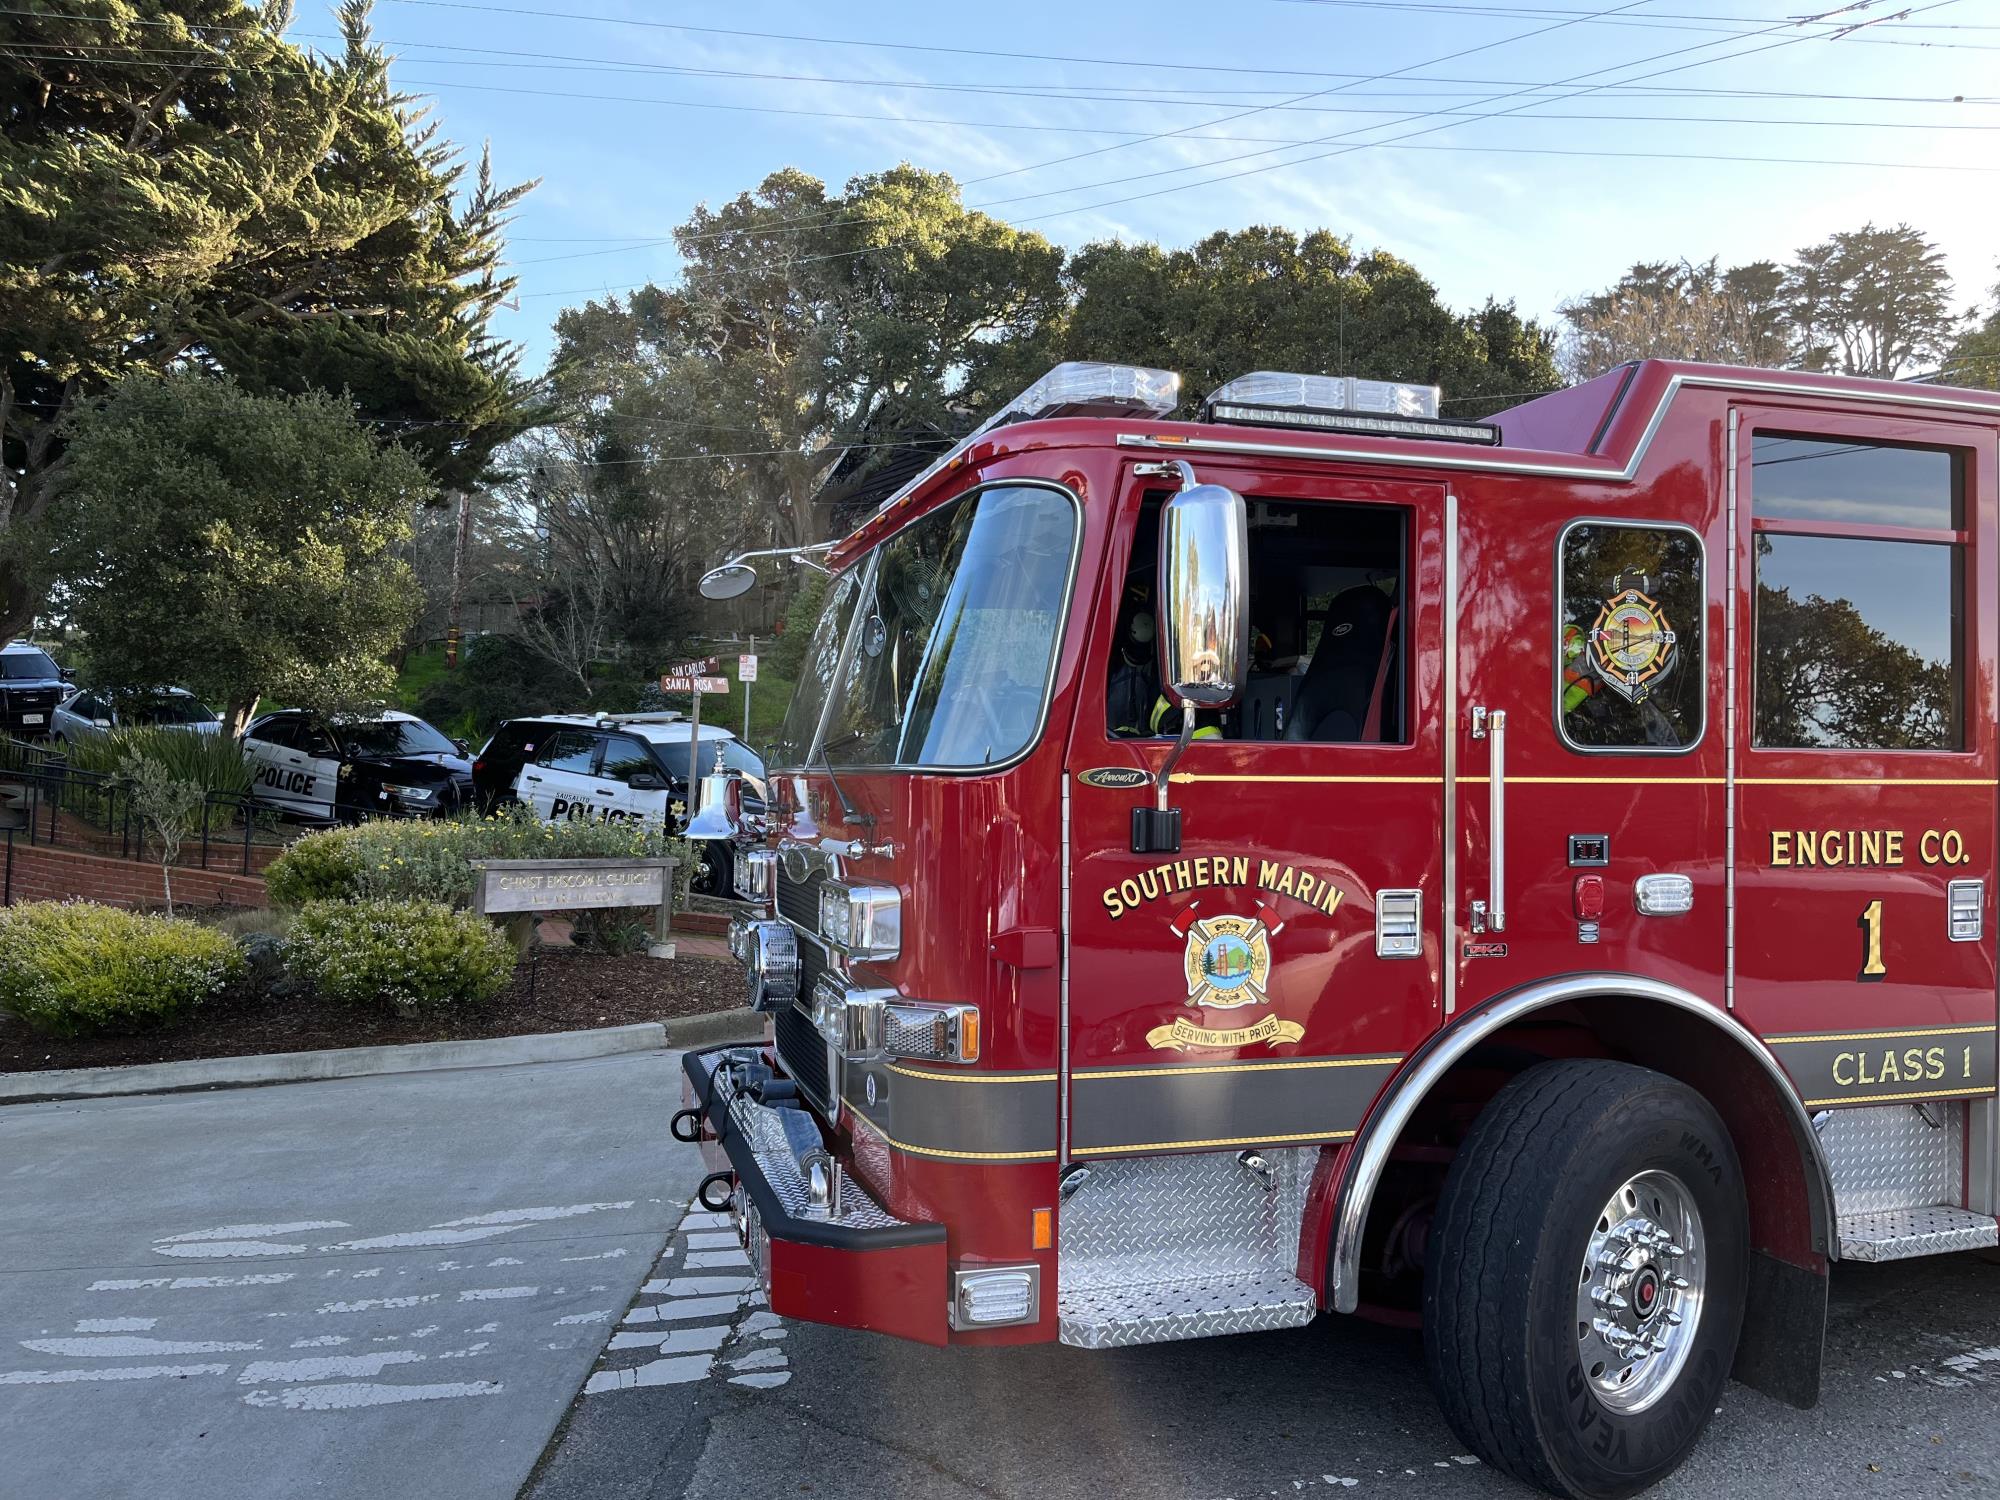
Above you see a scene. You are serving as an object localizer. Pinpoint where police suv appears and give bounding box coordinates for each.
[486,711,765,892]
[0,641,72,736]
[241,709,473,822]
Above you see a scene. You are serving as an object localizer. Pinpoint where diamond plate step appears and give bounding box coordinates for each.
[1058,1269,1319,1349]
[1837,1206,1997,1263]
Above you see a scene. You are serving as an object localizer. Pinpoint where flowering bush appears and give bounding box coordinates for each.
[286,899,517,1014]
[0,902,245,1037]
[265,809,693,911]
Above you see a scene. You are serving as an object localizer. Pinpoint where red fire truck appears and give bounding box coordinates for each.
[679,358,1999,1498]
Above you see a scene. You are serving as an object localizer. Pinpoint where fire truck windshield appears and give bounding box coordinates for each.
[774,483,1077,771]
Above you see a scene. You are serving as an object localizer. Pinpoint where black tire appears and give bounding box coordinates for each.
[1422,1060,1747,1500]
[693,843,730,898]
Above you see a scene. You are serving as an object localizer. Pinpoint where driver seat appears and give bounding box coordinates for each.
[1284,586,1396,742]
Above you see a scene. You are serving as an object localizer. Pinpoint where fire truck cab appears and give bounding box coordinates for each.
[683,359,2000,1499]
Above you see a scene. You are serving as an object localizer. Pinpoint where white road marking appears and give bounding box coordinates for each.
[641,1277,753,1298]
[290,1336,349,1349]
[458,1287,538,1302]
[317,1296,439,1315]
[155,1241,316,1260]
[728,1371,791,1389]
[91,1274,294,1291]
[487,1257,524,1267]
[683,1250,750,1269]
[727,1348,787,1372]
[684,1232,739,1250]
[74,1318,156,1333]
[237,1352,425,1384]
[437,1203,635,1228]
[606,1326,731,1355]
[560,1249,629,1262]
[241,1379,503,1410]
[468,1323,499,1334]
[328,1228,521,1251]
[585,1355,712,1392]
[159,1221,349,1244]
[22,1337,262,1357]
[0,1363,229,1386]
[678,1212,734,1231]
[621,1296,741,1324]
[554,1311,614,1326]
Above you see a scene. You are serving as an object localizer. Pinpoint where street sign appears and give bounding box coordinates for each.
[667,657,718,678]
[738,653,759,683]
[659,674,728,694]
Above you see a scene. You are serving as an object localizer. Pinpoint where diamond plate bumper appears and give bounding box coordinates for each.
[683,1046,949,1344]
[1836,1206,1998,1262]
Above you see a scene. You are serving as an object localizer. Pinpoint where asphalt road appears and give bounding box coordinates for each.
[532,1196,2000,1500]
[0,1050,699,1500]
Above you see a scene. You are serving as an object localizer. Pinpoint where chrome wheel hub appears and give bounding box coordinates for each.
[1575,1169,1704,1413]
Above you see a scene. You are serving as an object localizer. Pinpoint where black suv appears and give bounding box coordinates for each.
[0,642,71,737]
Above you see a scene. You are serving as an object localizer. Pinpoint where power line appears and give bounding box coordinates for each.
[989,0,1961,224]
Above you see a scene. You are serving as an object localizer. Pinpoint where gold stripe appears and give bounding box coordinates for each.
[1076,1055,1403,1082]
[885,1065,1059,1085]
[1739,777,1998,787]
[1170,773,1438,785]
[1077,1128,1356,1155]
[1802,1086,1999,1108]
[845,1107,1057,1163]
[1768,1024,1997,1045]
[1461,775,1723,786]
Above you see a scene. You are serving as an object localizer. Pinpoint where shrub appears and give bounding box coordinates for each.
[0,902,245,1037]
[64,725,253,797]
[264,828,365,908]
[286,899,517,1014]
[264,808,693,911]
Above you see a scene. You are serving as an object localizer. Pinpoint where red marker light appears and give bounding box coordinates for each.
[1573,874,1606,922]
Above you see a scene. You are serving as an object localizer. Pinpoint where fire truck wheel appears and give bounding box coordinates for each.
[1421,1059,1746,1500]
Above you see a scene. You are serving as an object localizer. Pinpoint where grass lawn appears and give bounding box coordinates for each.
[394,643,451,711]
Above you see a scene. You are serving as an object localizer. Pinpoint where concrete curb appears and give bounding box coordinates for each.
[663,1008,765,1049]
[0,1022,670,1105]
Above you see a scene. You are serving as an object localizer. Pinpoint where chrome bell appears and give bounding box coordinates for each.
[684,745,741,841]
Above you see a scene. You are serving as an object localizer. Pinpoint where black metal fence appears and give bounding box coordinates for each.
[0,737,281,902]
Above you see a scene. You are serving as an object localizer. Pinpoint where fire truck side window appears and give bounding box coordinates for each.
[1107,496,1406,743]
[1557,523,1704,752]
[1750,433,1964,752]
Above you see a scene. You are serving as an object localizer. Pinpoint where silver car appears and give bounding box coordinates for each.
[51,686,222,746]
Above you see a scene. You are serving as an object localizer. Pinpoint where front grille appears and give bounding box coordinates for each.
[773,1003,831,1113]
[776,864,823,929]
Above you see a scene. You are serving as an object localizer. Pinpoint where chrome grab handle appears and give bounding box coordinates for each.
[1487,709,1507,933]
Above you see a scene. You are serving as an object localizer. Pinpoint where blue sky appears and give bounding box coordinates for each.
[331,0,2000,376]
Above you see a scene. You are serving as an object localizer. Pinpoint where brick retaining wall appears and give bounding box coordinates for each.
[2,839,268,910]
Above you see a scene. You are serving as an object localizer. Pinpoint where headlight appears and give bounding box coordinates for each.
[384,783,437,802]
[735,920,798,1012]
[817,881,900,960]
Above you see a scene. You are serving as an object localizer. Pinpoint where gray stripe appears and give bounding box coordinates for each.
[1766,1026,1997,1106]
[1070,1057,1400,1157]
[840,1062,1059,1160]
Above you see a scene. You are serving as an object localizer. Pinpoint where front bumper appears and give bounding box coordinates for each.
[683,1045,949,1345]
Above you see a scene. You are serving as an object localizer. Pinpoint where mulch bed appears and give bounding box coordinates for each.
[0,948,744,1075]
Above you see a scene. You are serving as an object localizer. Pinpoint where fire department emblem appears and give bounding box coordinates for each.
[1588,576,1678,704]
[1176,910,1273,1010]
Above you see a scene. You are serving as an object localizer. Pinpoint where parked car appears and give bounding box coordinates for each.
[483,711,765,893]
[51,686,221,745]
[0,641,72,737]
[241,709,473,822]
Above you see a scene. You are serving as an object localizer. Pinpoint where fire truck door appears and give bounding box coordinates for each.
[1060,469,1448,1162]
[1729,408,1998,1119]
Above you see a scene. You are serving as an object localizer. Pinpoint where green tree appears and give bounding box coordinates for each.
[45,372,428,731]
[1063,227,1558,414]
[1,0,537,644]
[1943,265,2000,390]
[548,164,1068,558]
[1783,224,1957,378]
[1559,258,1790,381]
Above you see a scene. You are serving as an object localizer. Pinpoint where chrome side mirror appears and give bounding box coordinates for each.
[1157,465,1249,711]
[698,563,758,601]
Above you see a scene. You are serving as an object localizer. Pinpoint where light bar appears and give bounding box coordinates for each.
[875,362,1180,514]
[1202,370,1501,446]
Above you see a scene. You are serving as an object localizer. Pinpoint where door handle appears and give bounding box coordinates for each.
[1470,707,1506,934]
[523,773,543,783]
